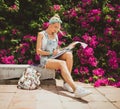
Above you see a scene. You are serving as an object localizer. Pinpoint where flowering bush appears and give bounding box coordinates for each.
[0,0,120,87]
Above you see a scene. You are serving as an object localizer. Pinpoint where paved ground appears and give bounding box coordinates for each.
[0,79,120,109]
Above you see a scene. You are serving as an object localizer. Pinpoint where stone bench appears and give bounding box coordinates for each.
[0,64,55,80]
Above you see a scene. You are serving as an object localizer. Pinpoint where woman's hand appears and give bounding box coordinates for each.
[53,49,60,56]
[68,42,76,49]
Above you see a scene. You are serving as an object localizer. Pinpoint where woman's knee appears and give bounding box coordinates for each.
[57,60,66,69]
[65,52,73,59]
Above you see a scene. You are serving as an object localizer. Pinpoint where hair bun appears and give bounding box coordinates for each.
[54,14,60,18]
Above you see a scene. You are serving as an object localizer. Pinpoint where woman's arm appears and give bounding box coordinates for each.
[36,32,51,56]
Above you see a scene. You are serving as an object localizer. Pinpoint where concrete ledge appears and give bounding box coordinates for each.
[0,64,55,80]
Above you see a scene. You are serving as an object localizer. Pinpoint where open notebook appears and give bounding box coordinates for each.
[50,41,88,59]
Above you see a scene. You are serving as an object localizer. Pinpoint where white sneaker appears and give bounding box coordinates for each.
[74,86,92,98]
[63,83,73,93]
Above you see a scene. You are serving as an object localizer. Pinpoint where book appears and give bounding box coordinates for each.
[50,41,88,59]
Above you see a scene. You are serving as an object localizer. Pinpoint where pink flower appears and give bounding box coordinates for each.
[67,8,77,18]
[88,77,93,82]
[77,16,85,23]
[74,68,79,75]
[89,35,98,48]
[18,57,24,63]
[81,21,89,28]
[114,81,120,88]
[53,5,61,11]
[116,5,120,12]
[58,41,63,46]
[107,50,118,70]
[104,27,115,36]
[23,35,30,39]
[108,57,118,69]
[80,66,89,74]
[82,33,98,48]
[107,4,115,11]
[82,0,91,3]
[87,9,101,22]
[94,78,108,87]
[57,31,66,40]
[12,29,19,35]
[72,36,81,41]
[21,43,29,48]
[80,57,88,65]
[21,48,26,55]
[117,14,120,18]
[90,9,101,15]
[82,0,92,7]
[88,15,100,22]
[27,60,33,65]
[30,36,36,41]
[42,22,49,29]
[83,47,94,57]
[11,5,17,9]
[115,18,120,25]
[9,4,19,11]
[92,68,105,77]
[82,34,98,48]
[1,55,15,64]
[0,49,7,57]
[70,9,77,17]
[82,33,91,42]
[95,15,101,22]
[107,50,117,57]
[20,43,30,55]
[23,35,37,42]
[88,56,98,67]
[89,16,95,22]
[35,54,40,61]
[115,14,120,25]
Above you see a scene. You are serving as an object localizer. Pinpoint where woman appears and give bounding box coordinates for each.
[36,14,92,98]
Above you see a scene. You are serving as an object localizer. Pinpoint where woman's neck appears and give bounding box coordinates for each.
[46,28,54,35]
[45,28,55,39]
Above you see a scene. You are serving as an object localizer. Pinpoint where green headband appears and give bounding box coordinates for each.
[49,15,62,24]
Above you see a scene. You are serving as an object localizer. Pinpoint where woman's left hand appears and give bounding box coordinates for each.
[53,49,59,56]
[68,42,76,49]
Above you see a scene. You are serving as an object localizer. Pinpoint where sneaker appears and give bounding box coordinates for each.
[74,86,92,98]
[63,83,73,93]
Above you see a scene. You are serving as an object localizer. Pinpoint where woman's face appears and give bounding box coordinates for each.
[50,23,61,34]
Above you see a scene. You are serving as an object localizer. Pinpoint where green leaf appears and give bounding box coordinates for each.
[108,78,115,82]
[11,39,19,44]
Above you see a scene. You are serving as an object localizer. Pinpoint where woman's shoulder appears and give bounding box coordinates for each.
[38,30,45,35]
[38,30,45,38]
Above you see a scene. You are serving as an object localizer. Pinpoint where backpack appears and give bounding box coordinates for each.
[17,67,41,90]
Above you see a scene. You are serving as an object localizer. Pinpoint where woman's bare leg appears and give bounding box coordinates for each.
[59,51,73,74]
[45,59,76,91]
